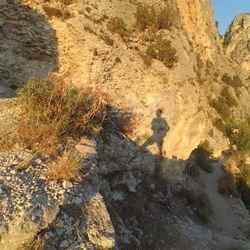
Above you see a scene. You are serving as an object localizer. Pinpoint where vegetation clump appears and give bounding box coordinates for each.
[146,36,177,68]
[135,3,179,31]
[194,140,214,173]
[107,17,129,37]
[16,77,107,155]
[208,86,238,120]
[48,149,82,181]
[226,120,250,155]
[222,121,250,210]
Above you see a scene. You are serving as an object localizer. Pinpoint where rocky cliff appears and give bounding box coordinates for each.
[1,0,250,249]
[2,0,248,161]
[224,14,250,79]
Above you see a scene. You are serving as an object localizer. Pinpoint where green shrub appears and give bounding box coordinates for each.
[146,37,177,68]
[226,120,250,155]
[107,17,129,37]
[135,3,179,31]
[156,7,176,30]
[233,154,250,211]
[194,140,214,173]
[222,73,243,89]
[16,78,107,154]
[135,3,156,31]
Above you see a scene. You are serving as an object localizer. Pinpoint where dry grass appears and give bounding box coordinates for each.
[18,121,61,156]
[0,130,19,152]
[0,75,108,187]
[25,237,45,250]
[13,76,107,156]
[107,16,129,37]
[48,149,82,181]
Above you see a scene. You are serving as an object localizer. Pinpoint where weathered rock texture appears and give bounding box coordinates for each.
[224,14,250,79]
[0,0,237,160]
[0,0,58,98]
[1,0,249,160]
[0,136,116,250]
[1,1,250,249]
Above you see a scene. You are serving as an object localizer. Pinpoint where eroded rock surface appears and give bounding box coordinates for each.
[0,0,58,98]
[225,14,250,77]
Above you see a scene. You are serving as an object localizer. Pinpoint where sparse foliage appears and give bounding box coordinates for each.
[194,140,214,173]
[15,77,107,155]
[48,149,82,181]
[226,120,250,155]
[135,3,179,31]
[107,17,129,37]
[146,36,177,68]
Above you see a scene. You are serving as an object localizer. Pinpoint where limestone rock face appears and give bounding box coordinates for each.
[0,151,62,249]
[224,14,250,78]
[176,0,221,59]
[0,137,116,250]
[83,193,115,249]
[0,0,58,98]
[0,1,249,161]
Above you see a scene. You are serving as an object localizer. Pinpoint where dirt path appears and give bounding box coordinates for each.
[201,159,250,242]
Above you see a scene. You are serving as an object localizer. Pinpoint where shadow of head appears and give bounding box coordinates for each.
[0,1,58,98]
[156,108,163,117]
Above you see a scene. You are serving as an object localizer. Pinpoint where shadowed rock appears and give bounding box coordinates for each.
[0,0,58,98]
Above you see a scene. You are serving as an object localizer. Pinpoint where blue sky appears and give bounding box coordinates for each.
[211,0,250,34]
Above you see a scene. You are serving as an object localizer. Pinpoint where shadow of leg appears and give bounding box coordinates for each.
[156,140,164,157]
[142,135,154,149]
